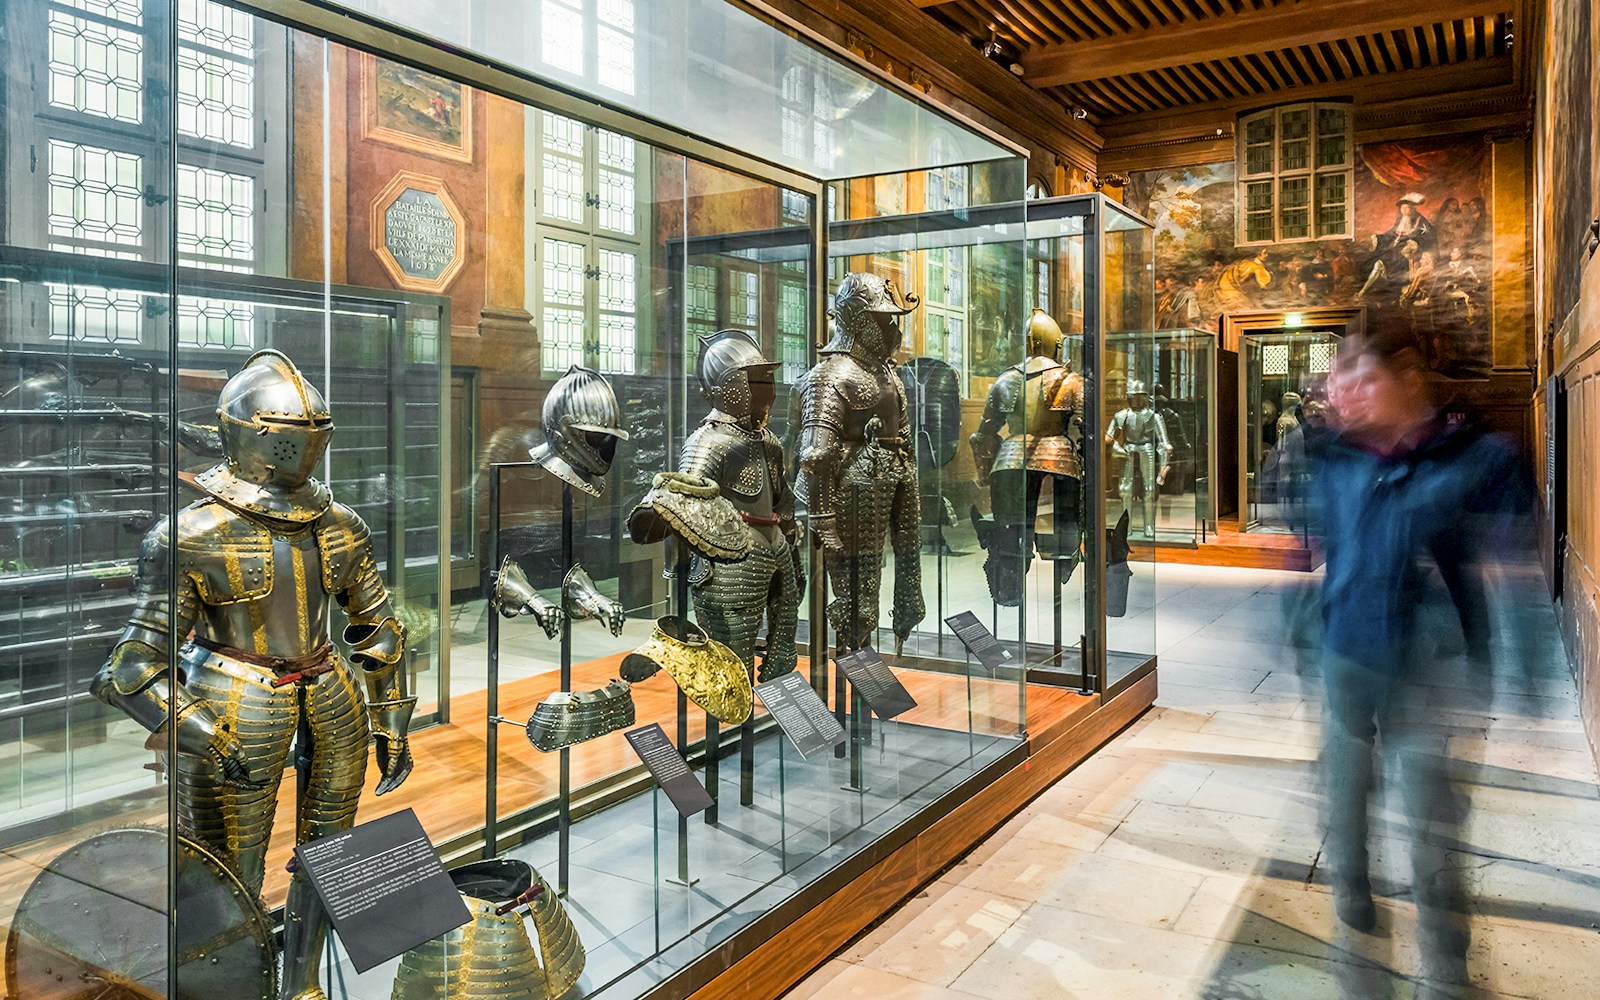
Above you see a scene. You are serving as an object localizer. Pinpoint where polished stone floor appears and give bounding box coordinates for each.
[784,560,1600,1000]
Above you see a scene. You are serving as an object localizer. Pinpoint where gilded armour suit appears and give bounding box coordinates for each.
[91,350,413,1000]
[682,330,801,682]
[970,309,1084,606]
[797,274,924,652]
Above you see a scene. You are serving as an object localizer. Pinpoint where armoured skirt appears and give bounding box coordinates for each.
[174,642,369,894]
[691,532,801,683]
[823,445,923,649]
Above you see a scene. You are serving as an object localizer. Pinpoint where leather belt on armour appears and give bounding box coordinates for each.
[193,635,333,675]
[740,511,781,526]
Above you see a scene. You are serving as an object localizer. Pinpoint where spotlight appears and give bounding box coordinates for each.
[1072,107,1089,120]
[979,25,1025,77]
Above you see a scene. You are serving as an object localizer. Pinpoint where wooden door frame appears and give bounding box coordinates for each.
[1226,307,1363,532]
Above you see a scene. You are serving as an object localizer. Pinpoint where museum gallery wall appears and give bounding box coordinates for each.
[1540,0,1600,769]
[1123,130,1524,381]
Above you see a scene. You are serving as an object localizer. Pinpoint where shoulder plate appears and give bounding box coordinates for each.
[315,502,374,596]
[175,500,273,605]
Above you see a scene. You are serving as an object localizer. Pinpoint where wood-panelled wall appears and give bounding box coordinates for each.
[1539,0,1600,769]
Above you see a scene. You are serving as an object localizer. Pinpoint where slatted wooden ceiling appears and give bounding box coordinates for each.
[915,0,1516,120]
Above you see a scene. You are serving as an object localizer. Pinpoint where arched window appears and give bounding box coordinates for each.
[1237,102,1353,245]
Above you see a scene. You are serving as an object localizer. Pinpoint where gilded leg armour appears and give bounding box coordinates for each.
[174,647,298,894]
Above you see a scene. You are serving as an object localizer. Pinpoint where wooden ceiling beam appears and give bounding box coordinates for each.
[1097,57,1515,138]
[1019,0,1511,86]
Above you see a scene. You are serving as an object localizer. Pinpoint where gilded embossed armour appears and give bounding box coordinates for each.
[91,353,412,1000]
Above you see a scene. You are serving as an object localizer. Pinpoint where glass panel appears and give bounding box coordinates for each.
[47,6,144,123]
[1242,331,1339,534]
[1316,172,1348,236]
[4,0,175,986]
[1279,176,1310,240]
[328,0,1016,179]
[542,235,588,372]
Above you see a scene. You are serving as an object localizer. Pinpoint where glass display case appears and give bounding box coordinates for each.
[1134,328,1221,543]
[1238,328,1341,534]
[0,3,1153,1000]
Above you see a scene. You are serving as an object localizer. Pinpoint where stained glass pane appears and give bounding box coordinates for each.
[46,139,143,253]
[597,248,636,374]
[176,295,256,349]
[777,279,808,382]
[177,0,255,57]
[596,129,635,235]
[726,269,759,329]
[176,164,255,269]
[542,0,584,76]
[47,10,143,124]
[542,237,586,372]
[46,282,145,344]
[1309,342,1335,374]
[176,45,255,146]
[1263,344,1290,377]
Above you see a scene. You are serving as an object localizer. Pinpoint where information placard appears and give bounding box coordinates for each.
[754,673,847,759]
[944,610,1016,675]
[293,808,470,973]
[625,723,715,816]
[836,647,918,720]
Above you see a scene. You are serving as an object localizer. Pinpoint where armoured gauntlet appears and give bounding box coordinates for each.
[93,638,261,789]
[564,564,626,636]
[492,556,565,639]
[347,615,414,796]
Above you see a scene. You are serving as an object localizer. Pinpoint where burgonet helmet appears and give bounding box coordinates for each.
[696,329,779,421]
[1025,309,1065,362]
[1127,379,1149,398]
[195,349,334,523]
[530,365,630,497]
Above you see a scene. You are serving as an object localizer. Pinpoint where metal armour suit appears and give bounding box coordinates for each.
[796,274,924,652]
[683,330,801,682]
[1104,379,1173,540]
[91,350,413,1000]
[969,309,1084,605]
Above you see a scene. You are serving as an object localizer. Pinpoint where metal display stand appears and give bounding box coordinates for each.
[482,461,577,897]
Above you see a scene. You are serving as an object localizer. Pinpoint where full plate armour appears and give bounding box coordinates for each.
[797,274,924,652]
[1106,392,1173,539]
[969,322,1087,606]
[91,350,411,1000]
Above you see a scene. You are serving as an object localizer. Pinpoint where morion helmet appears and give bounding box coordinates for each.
[530,365,630,497]
[696,329,779,421]
[1025,309,1065,361]
[195,350,334,522]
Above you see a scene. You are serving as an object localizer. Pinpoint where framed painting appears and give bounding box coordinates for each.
[361,54,474,163]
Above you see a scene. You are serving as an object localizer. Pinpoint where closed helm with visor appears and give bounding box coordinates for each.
[217,350,334,488]
[1025,309,1065,362]
[194,350,335,523]
[822,273,918,358]
[697,329,779,424]
[530,365,630,497]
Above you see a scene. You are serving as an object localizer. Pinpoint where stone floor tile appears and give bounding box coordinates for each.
[786,960,986,1000]
[948,904,1218,1000]
[852,885,1031,987]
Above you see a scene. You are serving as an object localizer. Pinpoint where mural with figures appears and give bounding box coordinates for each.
[1124,133,1495,377]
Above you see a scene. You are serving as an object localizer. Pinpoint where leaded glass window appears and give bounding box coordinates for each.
[1237,102,1353,245]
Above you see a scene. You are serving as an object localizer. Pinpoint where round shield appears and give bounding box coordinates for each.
[5,828,277,1000]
